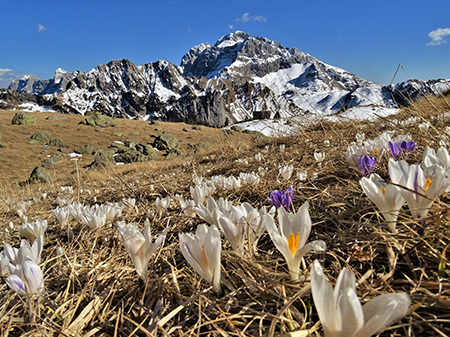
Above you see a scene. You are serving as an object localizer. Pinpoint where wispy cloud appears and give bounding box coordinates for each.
[0,68,23,88]
[235,12,267,24]
[427,28,450,46]
[37,23,46,33]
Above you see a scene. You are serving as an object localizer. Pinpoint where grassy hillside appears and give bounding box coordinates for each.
[0,93,450,336]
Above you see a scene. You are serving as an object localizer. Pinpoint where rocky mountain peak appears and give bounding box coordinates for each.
[6,31,450,127]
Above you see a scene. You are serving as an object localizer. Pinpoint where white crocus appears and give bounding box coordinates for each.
[314,152,325,163]
[155,196,171,218]
[179,224,222,293]
[265,202,326,280]
[279,165,294,180]
[311,260,410,337]
[190,183,210,206]
[81,208,107,229]
[116,219,167,281]
[6,257,44,298]
[195,196,222,227]
[297,170,308,181]
[346,144,362,168]
[19,219,47,241]
[389,158,450,221]
[3,236,43,266]
[179,195,196,218]
[1,250,9,276]
[360,174,405,233]
[52,206,70,228]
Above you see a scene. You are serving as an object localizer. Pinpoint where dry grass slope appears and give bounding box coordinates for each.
[0,93,450,336]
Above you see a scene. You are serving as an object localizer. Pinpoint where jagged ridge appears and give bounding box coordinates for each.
[6,32,450,126]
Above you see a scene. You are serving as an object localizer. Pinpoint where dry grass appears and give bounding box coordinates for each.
[1,94,450,336]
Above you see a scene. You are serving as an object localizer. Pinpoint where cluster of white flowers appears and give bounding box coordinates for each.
[360,144,450,233]
[52,200,125,229]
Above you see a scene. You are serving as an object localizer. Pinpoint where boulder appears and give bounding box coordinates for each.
[79,113,117,127]
[31,131,52,143]
[153,133,177,151]
[29,166,53,183]
[11,112,37,125]
[75,144,95,154]
[48,138,69,148]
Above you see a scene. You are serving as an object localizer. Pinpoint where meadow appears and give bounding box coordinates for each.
[0,92,450,337]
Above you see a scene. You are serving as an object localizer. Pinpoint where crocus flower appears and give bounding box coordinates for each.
[179,195,196,218]
[179,224,222,293]
[1,250,9,276]
[116,219,167,281]
[279,165,294,180]
[400,140,416,152]
[311,260,410,337]
[358,156,376,177]
[346,145,363,168]
[3,236,43,266]
[155,196,171,218]
[52,206,70,228]
[18,219,47,241]
[388,141,402,159]
[268,186,293,211]
[81,208,107,229]
[389,158,450,232]
[360,174,405,233]
[297,170,308,181]
[264,202,326,280]
[6,257,44,298]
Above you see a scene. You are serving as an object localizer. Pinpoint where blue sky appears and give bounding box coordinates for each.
[1,0,449,88]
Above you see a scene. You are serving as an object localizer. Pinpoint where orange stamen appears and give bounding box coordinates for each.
[426,178,432,190]
[374,148,378,155]
[288,232,300,256]
[380,187,386,195]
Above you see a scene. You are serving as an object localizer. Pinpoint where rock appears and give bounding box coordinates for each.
[153,133,178,151]
[79,113,117,127]
[48,138,69,148]
[231,125,242,132]
[192,125,205,130]
[29,166,53,183]
[31,131,52,143]
[188,142,210,153]
[0,143,7,148]
[114,132,122,137]
[90,150,115,168]
[115,148,151,163]
[11,112,37,125]
[75,144,95,154]
[46,115,68,121]
[43,153,62,167]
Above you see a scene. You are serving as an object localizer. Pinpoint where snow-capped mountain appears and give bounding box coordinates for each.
[5,31,450,126]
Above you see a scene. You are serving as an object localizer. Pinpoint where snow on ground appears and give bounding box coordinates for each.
[18,103,56,112]
[227,106,401,137]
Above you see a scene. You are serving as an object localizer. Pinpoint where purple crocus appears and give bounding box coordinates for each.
[269,186,293,211]
[388,141,402,159]
[358,155,376,177]
[400,140,416,152]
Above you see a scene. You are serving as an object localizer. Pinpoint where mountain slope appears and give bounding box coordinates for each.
[7,32,450,126]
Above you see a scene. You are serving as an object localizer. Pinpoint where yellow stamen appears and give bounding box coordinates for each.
[426,178,432,190]
[288,232,300,256]
[380,187,386,195]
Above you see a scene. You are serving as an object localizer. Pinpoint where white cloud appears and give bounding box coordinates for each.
[235,12,266,24]
[0,68,23,88]
[427,27,450,46]
[228,24,234,30]
[37,23,46,33]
